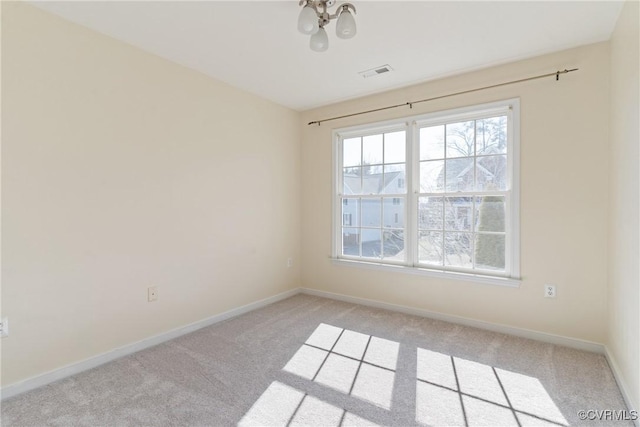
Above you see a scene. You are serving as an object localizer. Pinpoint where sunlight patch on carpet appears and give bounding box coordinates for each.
[242,323,568,427]
[284,323,399,410]
[290,394,344,426]
[315,353,360,394]
[496,368,567,425]
[283,345,327,380]
[456,357,509,406]
[416,348,568,427]
[238,381,304,426]
[238,381,381,426]
[304,323,343,350]
[416,380,465,426]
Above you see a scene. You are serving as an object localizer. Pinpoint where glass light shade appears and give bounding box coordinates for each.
[298,5,319,35]
[336,10,356,39]
[310,27,329,52]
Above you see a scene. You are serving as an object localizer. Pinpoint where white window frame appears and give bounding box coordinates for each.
[332,99,521,287]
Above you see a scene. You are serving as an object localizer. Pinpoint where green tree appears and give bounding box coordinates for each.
[475,193,505,269]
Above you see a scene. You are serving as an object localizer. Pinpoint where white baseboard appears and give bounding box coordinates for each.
[301,287,605,354]
[1,287,301,401]
[605,346,639,426]
[1,286,612,402]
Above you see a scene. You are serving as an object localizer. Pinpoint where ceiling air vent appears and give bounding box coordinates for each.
[358,64,393,78]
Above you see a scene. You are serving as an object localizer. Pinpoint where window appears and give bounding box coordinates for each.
[333,99,520,283]
[340,129,407,261]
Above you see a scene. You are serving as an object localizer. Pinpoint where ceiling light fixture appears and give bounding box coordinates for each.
[298,0,357,52]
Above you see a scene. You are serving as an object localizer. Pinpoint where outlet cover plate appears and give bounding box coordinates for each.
[544,284,556,298]
[148,286,158,302]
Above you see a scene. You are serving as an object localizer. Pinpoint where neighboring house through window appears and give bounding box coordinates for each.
[334,99,520,283]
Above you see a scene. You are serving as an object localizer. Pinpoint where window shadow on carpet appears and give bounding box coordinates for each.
[239,323,567,427]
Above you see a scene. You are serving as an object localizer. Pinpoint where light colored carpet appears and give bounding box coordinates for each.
[1,294,631,426]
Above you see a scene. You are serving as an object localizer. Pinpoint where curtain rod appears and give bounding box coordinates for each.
[308,68,579,126]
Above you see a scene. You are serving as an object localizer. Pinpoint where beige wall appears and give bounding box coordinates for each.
[302,42,611,343]
[608,0,640,411]
[1,3,301,387]
[2,0,636,404]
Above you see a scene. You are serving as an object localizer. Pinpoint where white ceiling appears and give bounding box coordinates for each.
[32,1,623,111]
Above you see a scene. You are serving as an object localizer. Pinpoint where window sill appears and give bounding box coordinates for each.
[331,258,521,288]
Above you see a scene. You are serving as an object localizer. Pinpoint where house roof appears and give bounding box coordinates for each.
[344,171,402,195]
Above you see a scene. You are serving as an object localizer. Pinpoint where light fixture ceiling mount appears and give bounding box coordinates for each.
[297,0,357,52]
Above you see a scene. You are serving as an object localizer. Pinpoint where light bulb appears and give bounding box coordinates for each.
[298,5,319,35]
[336,9,356,39]
[310,27,329,52]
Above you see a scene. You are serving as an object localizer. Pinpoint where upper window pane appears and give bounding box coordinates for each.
[476,155,507,191]
[445,158,474,192]
[383,164,406,195]
[420,125,445,160]
[446,121,475,158]
[343,137,361,167]
[476,116,507,155]
[344,168,362,194]
[384,131,406,164]
[363,134,383,165]
[420,160,444,193]
[361,168,383,195]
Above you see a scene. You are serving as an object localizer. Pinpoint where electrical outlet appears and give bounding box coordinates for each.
[148,286,158,302]
[287,257,293,268]
[0,317,8,338]
[544,284,556,298]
